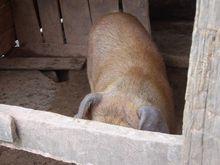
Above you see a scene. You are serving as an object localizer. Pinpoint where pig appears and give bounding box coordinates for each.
[75,12,176,134]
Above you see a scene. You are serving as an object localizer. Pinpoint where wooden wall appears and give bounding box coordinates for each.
[0,0,15,55]
[11,0,150,57]
[0,0,151,70]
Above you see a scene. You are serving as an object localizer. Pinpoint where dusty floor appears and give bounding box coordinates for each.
[0,70,90,165]
[0,21,191,164]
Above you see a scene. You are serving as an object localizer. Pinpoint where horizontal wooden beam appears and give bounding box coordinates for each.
[19,43,87,57]
[0,104,183,165]
[0,56,86,70]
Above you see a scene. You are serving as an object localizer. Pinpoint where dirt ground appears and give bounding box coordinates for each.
[0,21,191,164]
[0,70,90,165]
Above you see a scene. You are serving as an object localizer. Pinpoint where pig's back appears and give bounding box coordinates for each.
[88,12,166,92]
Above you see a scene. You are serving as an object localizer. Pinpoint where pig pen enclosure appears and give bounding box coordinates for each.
[0,0,219,164]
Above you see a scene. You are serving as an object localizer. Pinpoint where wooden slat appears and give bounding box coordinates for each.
[123,0,151,33]
[13,0,42,45]
[89,0,118,23]
[37,0,63,44]
[60,0,91,46]
[16,43,87,57]
[0,57,86,70]
[0,28,14,55]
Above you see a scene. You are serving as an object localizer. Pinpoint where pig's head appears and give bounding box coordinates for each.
[75,92,169,133]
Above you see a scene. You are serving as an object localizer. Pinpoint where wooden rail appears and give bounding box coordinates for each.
[0,104,182,165]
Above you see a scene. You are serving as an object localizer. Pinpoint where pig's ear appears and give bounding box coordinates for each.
[75,93,102,119]
[137,106,169,133]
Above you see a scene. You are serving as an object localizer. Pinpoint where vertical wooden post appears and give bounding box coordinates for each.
[88,0,118,23]
[182,0,220,164]
[123,0,151,33]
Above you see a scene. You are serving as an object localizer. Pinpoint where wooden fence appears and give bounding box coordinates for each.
[0,0,150,70]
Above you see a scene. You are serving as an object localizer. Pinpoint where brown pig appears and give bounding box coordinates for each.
[76,12,176,134]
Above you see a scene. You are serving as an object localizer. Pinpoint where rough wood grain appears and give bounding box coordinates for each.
[60,0,91,46]
[37,0,63,44]
[195,0,220,30]
[16,43,87,57]
[13,0,42,44]
[123,0,151,33]
[182,0,220,164]
[0,104,182,165]
[89,0,118,23]
[0,57,86,70]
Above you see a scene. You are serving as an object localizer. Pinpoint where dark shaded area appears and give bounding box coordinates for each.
[149,0,196,21]
[55,70,69,82]
[149,0,196,134]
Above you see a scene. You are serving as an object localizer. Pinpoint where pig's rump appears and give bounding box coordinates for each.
[87,13,166,92]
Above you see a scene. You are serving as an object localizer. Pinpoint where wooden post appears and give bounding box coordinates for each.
[182,0,220,164]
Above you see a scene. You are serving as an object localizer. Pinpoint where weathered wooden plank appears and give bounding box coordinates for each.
[89,0,118,23]
[0,104,182,165]
[182,28,217,165]
[123,0,151,33]
[195,0,220,30]
[13,0,42,44]
[16,43,87,57]
[202,29,220,165]
[0,28,14,55]
[0,57,86,70]
[60,0,91,46]
[37,0,63,44]
[182,0,220,164]
[0,112,17,143]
